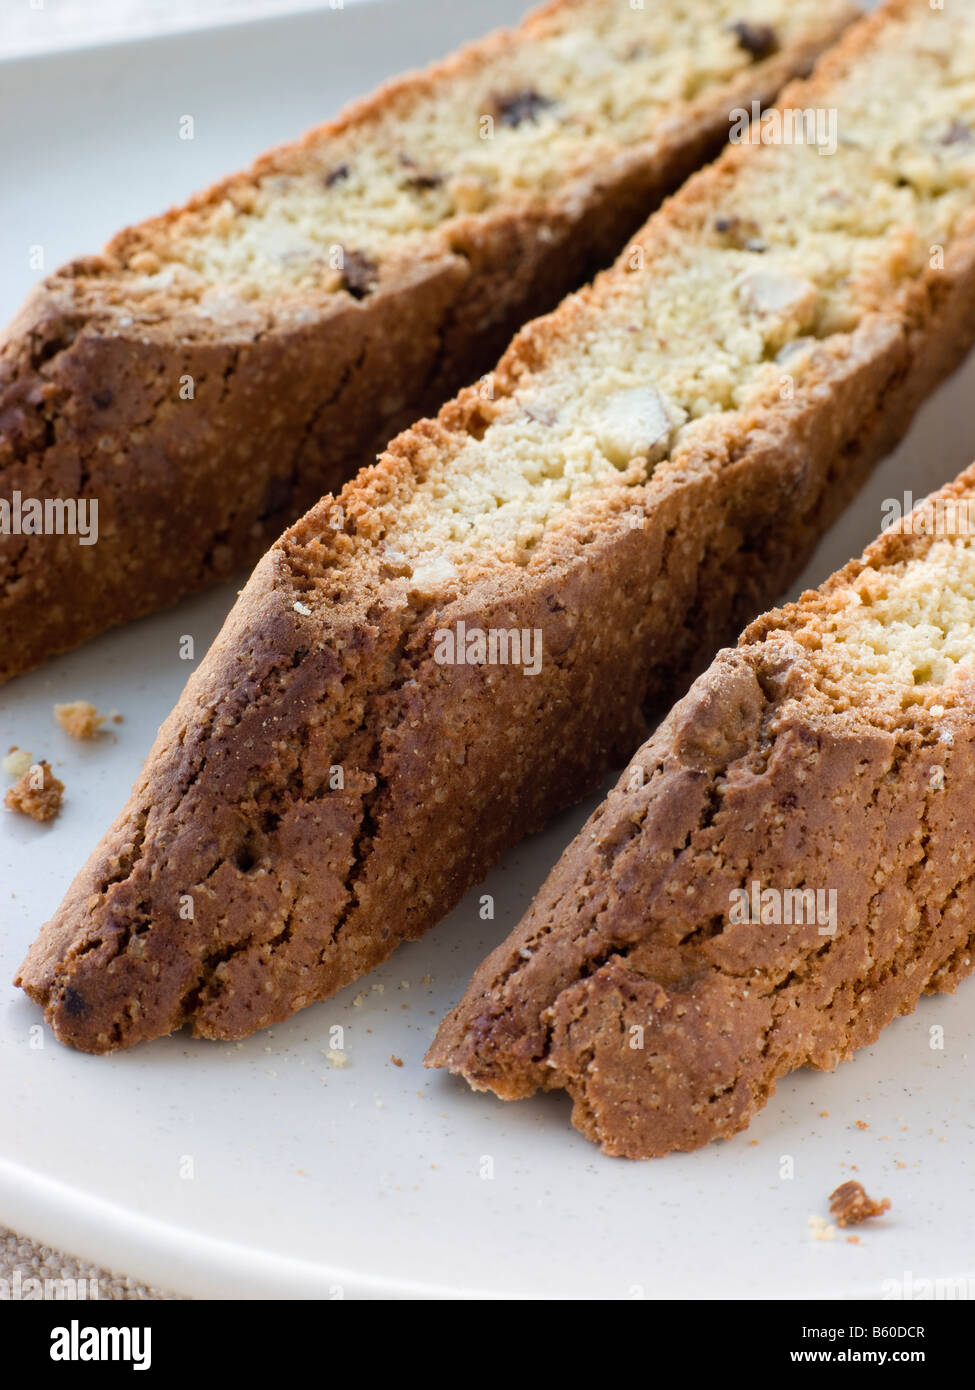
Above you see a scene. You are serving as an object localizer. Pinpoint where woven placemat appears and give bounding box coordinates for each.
[0,1226,181,1300]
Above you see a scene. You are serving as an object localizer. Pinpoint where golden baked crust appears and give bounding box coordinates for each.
[428,464,975,1156]
[0,0,852,682]
[16,0,975,1053]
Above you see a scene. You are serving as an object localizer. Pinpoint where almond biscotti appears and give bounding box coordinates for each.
[0,0,852,683]
[428,464,975,1157]
[17,0,975,1052]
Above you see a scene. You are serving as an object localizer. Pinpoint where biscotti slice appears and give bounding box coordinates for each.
[428,464,975,1157]
[17,0,975,1053]
[0,0,852,684]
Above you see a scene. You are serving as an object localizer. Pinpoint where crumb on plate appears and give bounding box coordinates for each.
[54,700,106,739]
[807,1214,837,1242]
[829,1180,891,1228]
[2,747,33,779]
[4,760,65,822]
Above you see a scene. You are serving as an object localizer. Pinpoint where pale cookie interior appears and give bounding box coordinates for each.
[112,0,835,298]
[357,4,975,572]
[796,532,975,705]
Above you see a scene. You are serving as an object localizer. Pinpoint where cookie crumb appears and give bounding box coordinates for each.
[2,748,33,779]
[828,1180,891,1228]
[5,761,65,822]
[54,701,106,740]
[325,1048,347,1068]
[807,1215,837,1242]
[390,1054,404,1067]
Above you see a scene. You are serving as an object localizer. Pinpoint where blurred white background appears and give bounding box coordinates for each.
[1,0,371,58]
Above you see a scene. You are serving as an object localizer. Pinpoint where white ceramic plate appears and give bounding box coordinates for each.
[2,0,974,1301]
